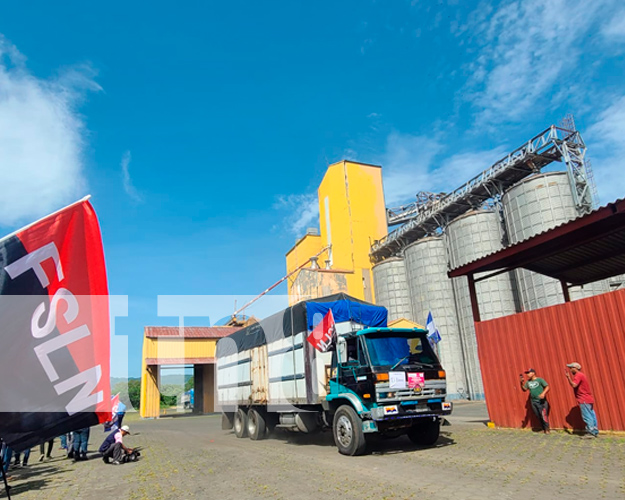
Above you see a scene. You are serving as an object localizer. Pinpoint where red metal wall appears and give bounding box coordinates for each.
[476,289,625,431]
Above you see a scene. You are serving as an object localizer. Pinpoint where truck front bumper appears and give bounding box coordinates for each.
[369,400,452,422]
[360,401,452,433]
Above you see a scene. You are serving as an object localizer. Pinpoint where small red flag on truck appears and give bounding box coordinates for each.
[307,308,336,352]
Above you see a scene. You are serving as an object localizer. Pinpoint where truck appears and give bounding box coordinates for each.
[180,388,194,410]
[216,293,451,456]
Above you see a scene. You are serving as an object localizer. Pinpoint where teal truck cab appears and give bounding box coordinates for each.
[326,327,451,455]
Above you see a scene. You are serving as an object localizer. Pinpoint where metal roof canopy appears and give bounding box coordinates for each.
[144,326,241,339]
[448,199,625,320]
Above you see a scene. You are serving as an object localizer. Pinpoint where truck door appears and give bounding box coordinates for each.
[338,337,372,397]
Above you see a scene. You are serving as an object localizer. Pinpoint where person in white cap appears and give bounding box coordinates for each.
[565,362,598,438]
[98,425,133,464]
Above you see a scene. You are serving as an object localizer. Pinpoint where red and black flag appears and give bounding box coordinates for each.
[0,198,111,451]
[307,309,336,353]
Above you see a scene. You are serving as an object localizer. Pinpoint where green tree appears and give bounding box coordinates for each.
[185,376,194,392]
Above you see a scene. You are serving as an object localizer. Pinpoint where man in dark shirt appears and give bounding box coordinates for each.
[99,425,133,464]
[520,368,550,434]
[565,362,598,438]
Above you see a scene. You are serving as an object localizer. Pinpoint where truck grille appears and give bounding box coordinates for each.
[375,381,445,403]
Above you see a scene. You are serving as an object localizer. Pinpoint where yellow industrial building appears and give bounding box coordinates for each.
[286,160,388,304]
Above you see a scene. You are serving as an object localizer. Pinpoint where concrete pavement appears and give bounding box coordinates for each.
[4,408,624,500]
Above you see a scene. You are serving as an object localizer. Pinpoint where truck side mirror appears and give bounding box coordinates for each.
[337,337,347,364]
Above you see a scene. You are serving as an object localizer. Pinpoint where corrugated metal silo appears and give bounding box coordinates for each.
[404,237,467,399]
[372,257,413,322]
[502,172,608,310]
[446,210,517,400]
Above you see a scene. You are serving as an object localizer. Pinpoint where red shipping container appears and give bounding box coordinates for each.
[476,289,625,432]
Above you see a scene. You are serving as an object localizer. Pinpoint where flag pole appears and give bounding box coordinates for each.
[0,195,92,245]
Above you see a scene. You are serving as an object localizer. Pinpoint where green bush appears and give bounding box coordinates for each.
[159,383,184,408]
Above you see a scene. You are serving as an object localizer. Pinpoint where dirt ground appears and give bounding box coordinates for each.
[4,402,625,500]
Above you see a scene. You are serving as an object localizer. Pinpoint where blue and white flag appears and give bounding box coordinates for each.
[426,311,441,345]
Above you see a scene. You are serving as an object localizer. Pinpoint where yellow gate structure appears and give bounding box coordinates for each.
[140,326,241,418]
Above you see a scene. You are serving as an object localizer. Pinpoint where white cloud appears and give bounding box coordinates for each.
[0,35,100,228]
[463,0,612,126]
[380,132,444,205]
[434,146,509,187]
[274,193,319,236]
[586,95,625,204]
[602,10,625,40]
[377,131,508,207]
[121,151,143,202]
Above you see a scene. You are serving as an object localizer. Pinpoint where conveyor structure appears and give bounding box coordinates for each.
[371,125,594,262]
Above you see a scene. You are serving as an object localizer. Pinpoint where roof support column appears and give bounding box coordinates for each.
[468,273,481,323]
[560,279,571,302]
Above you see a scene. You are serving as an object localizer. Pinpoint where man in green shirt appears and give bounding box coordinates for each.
[519,368,550,434]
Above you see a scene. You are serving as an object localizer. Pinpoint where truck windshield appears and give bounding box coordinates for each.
[364,333,439,369]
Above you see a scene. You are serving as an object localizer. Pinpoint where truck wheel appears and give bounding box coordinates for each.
[233,408,248,438]
[247,409,266,440]
[222,412,234,430]
[333,405,367,456]
[407,418,440,446]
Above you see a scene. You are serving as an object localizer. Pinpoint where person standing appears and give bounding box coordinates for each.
[116,401,127,429]
[1,443,13,474]
[1,440,14,482]
[104,401,127,433]
[71,427,90,461]
[59,433,70,451]
[38,439,53,462]
[520,368,550,434]
[13,448,31,467]
[565,362,599,438]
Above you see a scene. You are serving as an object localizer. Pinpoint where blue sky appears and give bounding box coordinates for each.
[1,1,625,377]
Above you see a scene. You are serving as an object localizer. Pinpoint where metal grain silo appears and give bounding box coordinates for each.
[503,172,608,310]
[404,237,467,399]
[372,257,413,322]
[446,210,517,400]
